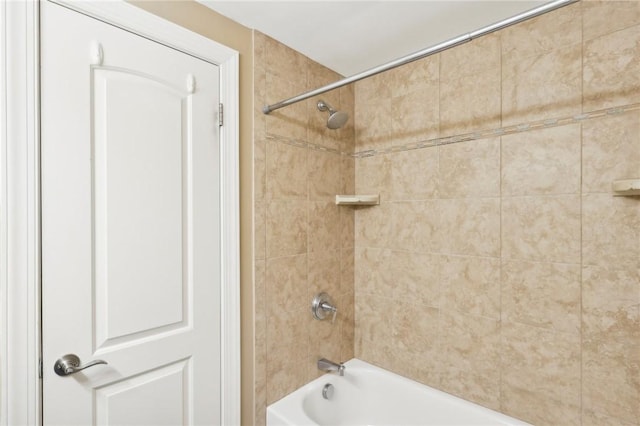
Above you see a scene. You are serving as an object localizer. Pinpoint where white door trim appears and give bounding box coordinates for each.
[0,1,240,424]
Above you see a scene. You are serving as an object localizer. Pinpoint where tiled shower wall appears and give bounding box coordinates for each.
[354,2,640,426]
[253,32,355,425]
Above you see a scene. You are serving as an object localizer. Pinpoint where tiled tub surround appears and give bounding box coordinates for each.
[252,2,640,426]
[353,3,640,426]
[253,32,356,426]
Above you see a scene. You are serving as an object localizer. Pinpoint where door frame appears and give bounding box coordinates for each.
[0,1,240,424]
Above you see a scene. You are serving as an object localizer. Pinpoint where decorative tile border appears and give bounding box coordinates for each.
[264,133,346,156]
[264,102,640,159]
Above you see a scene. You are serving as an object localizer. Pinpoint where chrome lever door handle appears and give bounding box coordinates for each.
[54,354,108,376]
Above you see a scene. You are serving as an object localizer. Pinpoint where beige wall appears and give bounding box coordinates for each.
[354,2,640,425]
[253,32,356,426]
[127,2,256,424]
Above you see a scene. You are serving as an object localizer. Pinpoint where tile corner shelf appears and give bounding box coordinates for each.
[335,194,380,206]
[612,179,640,196]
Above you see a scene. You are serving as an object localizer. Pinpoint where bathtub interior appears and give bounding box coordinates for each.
[268,359,531,426]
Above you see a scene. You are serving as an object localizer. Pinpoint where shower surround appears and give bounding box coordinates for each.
[254,2,639,425]
[253,31,356,426]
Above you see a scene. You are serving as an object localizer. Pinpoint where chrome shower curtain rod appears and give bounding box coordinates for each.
[262,0,578,114]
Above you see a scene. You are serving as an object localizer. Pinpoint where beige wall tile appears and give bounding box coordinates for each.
[584,25,640,111]
[441,255,500,319]
[340,247,354,294]
[391,85,439,146]
[502,259,581,334]
[439,138,500,198]
[582,408,639,426]
[583,112,640,193]
[440,68,501,137]
[385,55,439,98]
[355,294,393,343]
[502,195,581,263]
[439,312,500,409]
[264,34,307,86]
[339,290,355,361]
[354,202,393,249]
[390,251,441,308]
[339,208,354,249]
[502,2,582,61]
[340,155,355,195]
[583,0,640,41]
[389,201,440,253]
[501,386,580,426]
[266,254,307,315]
[254,64,267,138]
[355,100,392,151]
[266,307,308,363]
[255,259,266,348]
[256,33,354,423]
[308,202,340,254]
[265,73,308,140]
[583,335,640,424]
[390,348,441,389]
[391,148,439,201]
[254,199,266,260]
[503,44,582,126]
[266,200,307,258]
[308,250,340,301]
[308,150,340,201]
[502,124,581,196]
[354,247,395,299]
[255,259,268,424]
[308,319,341,371]
[440,312,500,373]
[441,34,500,81]
[355,72,391,104]
[582,265,640,339]
[392,301,440,358]
[266,139,307,200]
[582,194,640,269]
[355,337,395,372]
[254,139,266,201]
[266,357,307,405]
[355,154,391,201]
[338,84,356,153]
[440,369,500,410]
[501,322,581,425]
[439,198,500,257]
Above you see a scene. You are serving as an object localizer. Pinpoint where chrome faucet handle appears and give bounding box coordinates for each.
[320,301,338,323]
[312,292,338,323]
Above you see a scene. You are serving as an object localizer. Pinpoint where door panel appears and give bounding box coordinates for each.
[94,360,190,425]
[93,69,188,349]
[41,1,221,424]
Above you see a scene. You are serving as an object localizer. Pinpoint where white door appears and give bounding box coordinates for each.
[41,2,221,424]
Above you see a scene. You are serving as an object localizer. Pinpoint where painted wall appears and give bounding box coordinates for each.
[353,2,639,425]
[253,31,356,426]
[127,1,256,423]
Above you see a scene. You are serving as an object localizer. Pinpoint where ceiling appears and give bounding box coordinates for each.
[197,1,547,76]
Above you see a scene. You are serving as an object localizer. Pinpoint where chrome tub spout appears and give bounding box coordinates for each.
[317,358,345,376]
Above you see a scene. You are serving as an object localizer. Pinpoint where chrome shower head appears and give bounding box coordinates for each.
[317,100,349,130]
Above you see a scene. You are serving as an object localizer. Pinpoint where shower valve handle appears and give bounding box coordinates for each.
[312,292,338,323]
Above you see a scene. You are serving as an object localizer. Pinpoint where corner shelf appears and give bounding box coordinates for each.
[612,179,640,196]
[335,194,380,206]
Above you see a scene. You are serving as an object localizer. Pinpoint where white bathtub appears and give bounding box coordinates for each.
[267,359,530,426]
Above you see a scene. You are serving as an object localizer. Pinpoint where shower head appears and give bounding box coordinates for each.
[317,100,349,130]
